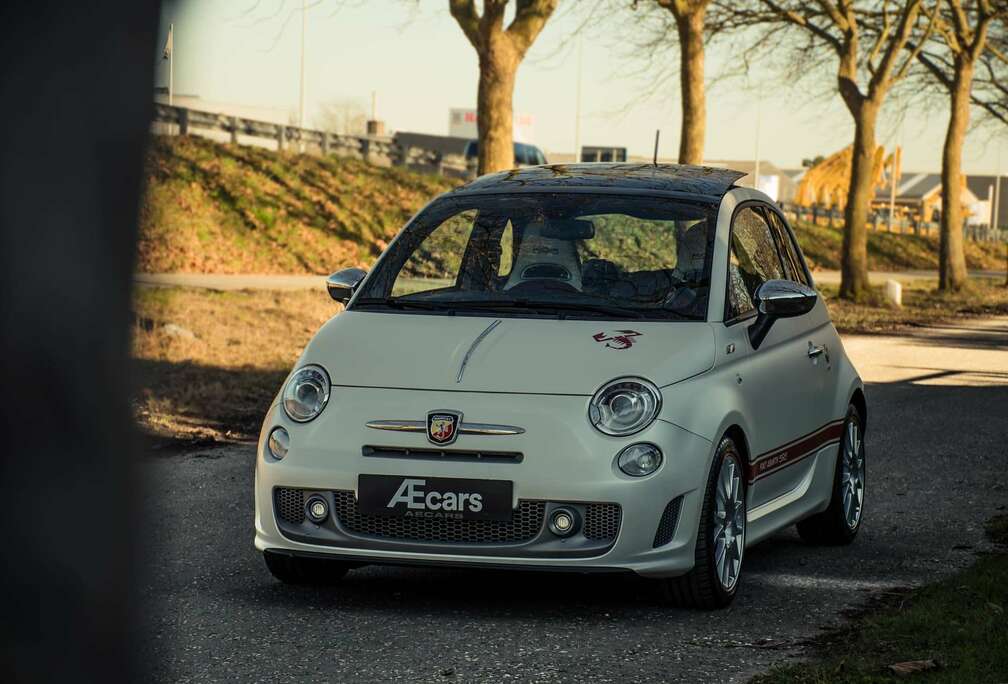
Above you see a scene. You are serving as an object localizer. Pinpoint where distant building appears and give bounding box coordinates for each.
[872,173,984,225]
[704,160,797,203]
[965,175,1007,229]
[448,108,536,143]
[580,146,627,162]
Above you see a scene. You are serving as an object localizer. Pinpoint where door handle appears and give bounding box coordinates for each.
[807,341,826,359]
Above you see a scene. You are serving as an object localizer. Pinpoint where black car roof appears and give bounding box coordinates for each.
[450,163,747,201]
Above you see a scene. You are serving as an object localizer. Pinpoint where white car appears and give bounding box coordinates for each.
[254,164,867,608]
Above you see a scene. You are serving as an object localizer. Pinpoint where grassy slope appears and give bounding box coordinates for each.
[138,136,457,274]
[138,135,1006,275]
[792,220,1005,272]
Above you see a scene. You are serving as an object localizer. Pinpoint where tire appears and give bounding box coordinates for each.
[796,404,865,545]
[263,550,351,585]
[661,436,747,609]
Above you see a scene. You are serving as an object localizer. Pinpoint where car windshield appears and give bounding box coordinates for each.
[353,192,716,321]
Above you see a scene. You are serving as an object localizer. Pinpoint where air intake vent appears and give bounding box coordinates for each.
[653,496,683,547]
[583,503,621,541]
[274,488,305,525]
[331,490,545,544]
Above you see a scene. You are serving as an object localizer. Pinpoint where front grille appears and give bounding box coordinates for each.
[583,503,622,541]
[275,488,305,525]
[274,487,622,546]
[653,496,683,547]
[362,445,523,464]
[332,490,545,544]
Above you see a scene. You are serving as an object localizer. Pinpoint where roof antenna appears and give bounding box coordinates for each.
[653,129,660,166]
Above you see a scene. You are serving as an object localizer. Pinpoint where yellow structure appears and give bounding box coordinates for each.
[795,145,899,211]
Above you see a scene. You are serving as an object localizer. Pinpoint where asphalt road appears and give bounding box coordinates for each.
[134,269,1008,291]
[138,317,1008,683]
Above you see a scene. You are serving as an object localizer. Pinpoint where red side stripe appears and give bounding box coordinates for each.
[747,420,845,483]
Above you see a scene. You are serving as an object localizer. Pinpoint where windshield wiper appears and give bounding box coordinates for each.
[356,296,694,320]
[352,297,457,312]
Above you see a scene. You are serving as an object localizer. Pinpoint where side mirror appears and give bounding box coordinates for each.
[326,267,367,304]
[748,279,818,350]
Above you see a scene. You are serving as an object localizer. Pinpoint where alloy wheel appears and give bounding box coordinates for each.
[713,455,745,592]
[841,419,865,529]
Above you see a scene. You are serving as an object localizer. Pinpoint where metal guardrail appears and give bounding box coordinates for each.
[151,103,474,177]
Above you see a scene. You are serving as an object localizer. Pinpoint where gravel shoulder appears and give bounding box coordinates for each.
[138,317,1008,683]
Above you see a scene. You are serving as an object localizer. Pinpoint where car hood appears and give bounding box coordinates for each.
[302,311,716,395]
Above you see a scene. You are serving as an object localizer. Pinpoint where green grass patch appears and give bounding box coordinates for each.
[752,520,1008,683]
[138,136,459,274]
[793,221,1006,272]
[821,278,1008,334]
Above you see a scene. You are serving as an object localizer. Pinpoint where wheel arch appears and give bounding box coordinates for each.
[849,387,867,432]
[722,424,752,484]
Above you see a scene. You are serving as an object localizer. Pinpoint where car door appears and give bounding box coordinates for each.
[720,204,831,509]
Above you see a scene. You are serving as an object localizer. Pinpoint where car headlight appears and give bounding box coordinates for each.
[588,377,662,436]
[617,443,663,476]
[282,364,331,422]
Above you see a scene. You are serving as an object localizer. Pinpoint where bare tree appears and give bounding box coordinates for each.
[641,1,713,164]
[317,98,369,136]
[721,1,937,300]
[449,0,559,174]
[913,1,1008,291]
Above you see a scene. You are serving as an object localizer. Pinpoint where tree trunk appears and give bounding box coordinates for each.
[939,59,972,292]
[840,101,877,301]
[675,7,706,165]
[476,39,518,175]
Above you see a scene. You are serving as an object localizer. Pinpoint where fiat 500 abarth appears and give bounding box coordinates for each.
[255,164,867,608]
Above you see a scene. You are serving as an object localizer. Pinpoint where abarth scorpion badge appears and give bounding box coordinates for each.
[426,410,462,445]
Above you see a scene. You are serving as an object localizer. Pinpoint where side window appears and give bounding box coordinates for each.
[764,209,809,286]
[727,206,785,320]
[392,210,476,296]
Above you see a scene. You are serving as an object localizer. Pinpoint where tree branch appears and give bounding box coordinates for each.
[506,0,560,56]
[448,0,482,49]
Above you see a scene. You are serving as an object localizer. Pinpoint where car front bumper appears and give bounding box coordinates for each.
[254,386,714,578]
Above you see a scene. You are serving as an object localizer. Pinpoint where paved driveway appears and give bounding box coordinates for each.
[138,317,1008,682]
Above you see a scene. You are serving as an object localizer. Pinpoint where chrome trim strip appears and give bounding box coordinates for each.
[365,420,524,436]
[460,423,526,436]
[457,319,502,383]
[364,420,425,433]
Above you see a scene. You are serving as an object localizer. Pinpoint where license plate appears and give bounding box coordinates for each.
[358,474,513,521]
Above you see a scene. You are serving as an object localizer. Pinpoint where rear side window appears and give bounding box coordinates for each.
[727,206,785,320]
[764,209,809,286]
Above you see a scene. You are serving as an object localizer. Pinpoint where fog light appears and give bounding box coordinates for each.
[617,443,663,477]
[306,496,329,523]
[267,427,290,460]
[548,507,579,537]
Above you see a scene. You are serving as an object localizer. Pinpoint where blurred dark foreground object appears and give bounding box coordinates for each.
[0,1,158,681]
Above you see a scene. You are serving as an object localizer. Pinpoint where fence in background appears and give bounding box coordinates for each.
[782,203,1007,244]
[151,103,474,178]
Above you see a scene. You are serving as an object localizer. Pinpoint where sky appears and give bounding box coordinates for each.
[158,0,1007,175]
